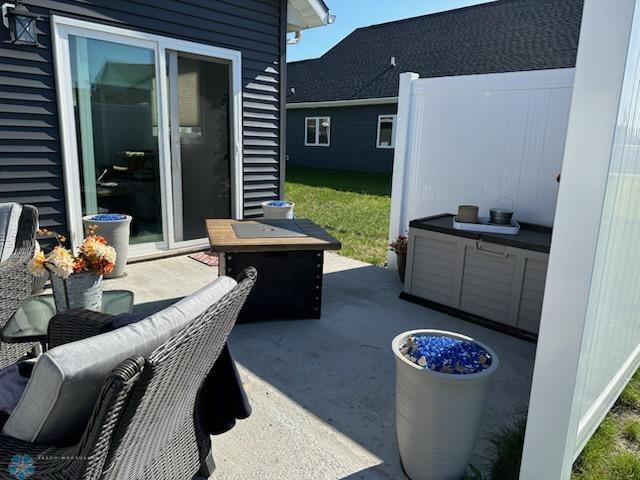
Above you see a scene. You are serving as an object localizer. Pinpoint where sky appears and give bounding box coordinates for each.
[287,0,496,63]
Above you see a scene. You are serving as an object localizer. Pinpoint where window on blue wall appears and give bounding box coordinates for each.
[377,115,397,148]
[305,117,330,146]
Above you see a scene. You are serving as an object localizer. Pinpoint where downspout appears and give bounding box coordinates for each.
[287,31,302,45]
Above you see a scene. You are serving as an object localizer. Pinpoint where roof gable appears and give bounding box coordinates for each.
[287,0,583,104]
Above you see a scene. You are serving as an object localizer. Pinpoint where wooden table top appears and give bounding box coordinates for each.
[206,218,342,252]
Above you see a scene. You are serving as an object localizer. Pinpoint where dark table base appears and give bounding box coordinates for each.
[220,250,324,322]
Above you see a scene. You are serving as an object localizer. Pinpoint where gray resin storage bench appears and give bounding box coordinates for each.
[207,218,341,322]
[401,214,552,341]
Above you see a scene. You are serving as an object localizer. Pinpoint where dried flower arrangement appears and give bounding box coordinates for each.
[29,226,116,279]
[389,235,408,256]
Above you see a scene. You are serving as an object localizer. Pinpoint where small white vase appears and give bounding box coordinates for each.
[261,201,294,219]
[50,272,103,313]
[392,329,499,480]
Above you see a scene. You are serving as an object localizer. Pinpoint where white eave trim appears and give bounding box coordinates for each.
[287,97,399,109]
[287,0,331,32]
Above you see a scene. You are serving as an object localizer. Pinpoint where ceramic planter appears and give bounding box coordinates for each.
[261,201,294,219]
[83,214,131,278]
[50,271,103,313]
[392,329,499,480]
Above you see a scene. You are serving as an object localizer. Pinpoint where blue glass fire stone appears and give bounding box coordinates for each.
[407,335,492,374]
[266,201,292,207]
[90,214,127,222]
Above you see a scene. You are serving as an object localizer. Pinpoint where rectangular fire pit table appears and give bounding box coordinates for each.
[206,218,341,321]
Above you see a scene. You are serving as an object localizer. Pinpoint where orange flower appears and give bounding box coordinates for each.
[29,251,47,277]
[96,258,114,276]
[73,257,87,273]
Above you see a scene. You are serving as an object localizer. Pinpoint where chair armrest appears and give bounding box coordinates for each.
[0,256,32,329]
[0,205,38,329]
[48,309,115,349]
[0,356,145,479]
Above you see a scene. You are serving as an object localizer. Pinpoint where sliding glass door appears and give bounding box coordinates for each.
[53,17,243,255]
[69,36,163,245]
[169,52,232,243]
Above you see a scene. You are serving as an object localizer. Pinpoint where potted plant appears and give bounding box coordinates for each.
[261,200,295,219]
[29,226,116,312]
[392,329,499,480]
[389,235,408,282]
[82,213,131,278]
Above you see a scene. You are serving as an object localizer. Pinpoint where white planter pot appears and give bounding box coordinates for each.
[392,329,499,480]
[82,214,132,278]
[50,272,103,313]
[261,201,294,219]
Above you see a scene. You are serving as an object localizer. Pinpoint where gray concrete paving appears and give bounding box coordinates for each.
[106,252,536,479]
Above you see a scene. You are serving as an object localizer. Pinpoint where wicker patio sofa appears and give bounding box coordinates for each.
[0,204,38,369]
[0,267,256,480]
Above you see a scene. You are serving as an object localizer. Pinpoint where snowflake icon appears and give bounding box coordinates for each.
[8,455,35,479]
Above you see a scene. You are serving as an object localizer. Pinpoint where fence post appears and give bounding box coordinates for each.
[388,72,419,268]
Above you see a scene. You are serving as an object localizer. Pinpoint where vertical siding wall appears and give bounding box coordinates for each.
[0,0,286,229]
[286,104,397,173]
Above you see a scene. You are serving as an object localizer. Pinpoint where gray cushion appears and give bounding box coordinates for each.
[0,203,22,262]
[103,312,147,331]
[2,275,237,443]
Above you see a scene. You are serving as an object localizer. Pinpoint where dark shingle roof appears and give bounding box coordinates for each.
[287,0,583,104]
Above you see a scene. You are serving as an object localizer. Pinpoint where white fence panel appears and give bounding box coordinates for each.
[521,1,640,478]
[389,69,574,265]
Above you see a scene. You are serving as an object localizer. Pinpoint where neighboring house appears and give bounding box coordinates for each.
[0,0,331,257]
[286,0,583,173]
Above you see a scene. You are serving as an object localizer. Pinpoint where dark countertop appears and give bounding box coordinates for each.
[409,214,552,254]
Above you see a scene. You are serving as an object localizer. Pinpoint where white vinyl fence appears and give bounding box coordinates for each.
[388,68,574,265]
[521,1,640,478]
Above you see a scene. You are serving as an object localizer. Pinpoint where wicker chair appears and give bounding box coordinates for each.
[0,205,38,369]
[0,267,256,480]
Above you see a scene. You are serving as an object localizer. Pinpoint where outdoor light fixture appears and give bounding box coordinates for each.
[2,1,39,46]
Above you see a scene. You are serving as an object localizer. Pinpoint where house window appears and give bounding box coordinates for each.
[305,117,330,146]
[377,115,397,148]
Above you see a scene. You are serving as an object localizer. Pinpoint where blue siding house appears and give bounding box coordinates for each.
[287,103,397,173]
[0,0,330,257]
[286,0,583,173]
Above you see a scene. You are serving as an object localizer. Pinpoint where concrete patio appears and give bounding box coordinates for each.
[107,252,536,479]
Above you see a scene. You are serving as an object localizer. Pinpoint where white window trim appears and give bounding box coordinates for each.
[376,114,397,149]
[304,116,331,146]
[51,15,244,257]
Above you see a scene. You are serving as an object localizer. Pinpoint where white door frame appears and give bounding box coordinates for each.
[51,15,243,256]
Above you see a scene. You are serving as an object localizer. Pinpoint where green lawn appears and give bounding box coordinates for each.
[284,166,392,265]
[572,369,640,480]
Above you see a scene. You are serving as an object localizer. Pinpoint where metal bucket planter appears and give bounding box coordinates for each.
[392,329,499,480]
[82,214,131,278]
[50,272,103,313]
[261,201,294,219]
